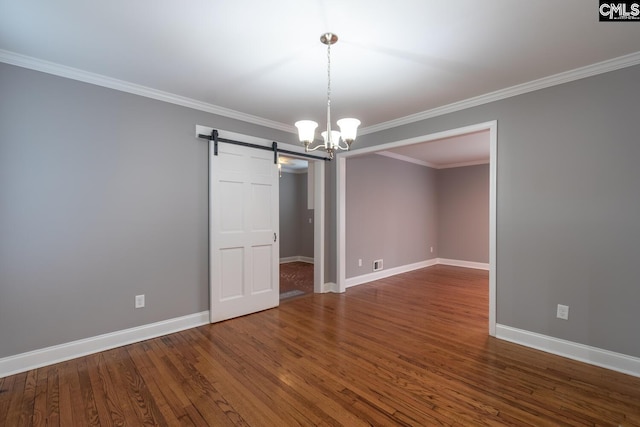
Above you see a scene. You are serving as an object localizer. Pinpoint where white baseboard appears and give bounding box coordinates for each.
[345,257,489,288]
[323,282,340,293]
[437,258,489,270]
[345,259,439,288]
[6,294,637,382]
[344,261,640,378]
[280,256,314,264]
[496,324,640,378]
[0,311,210,379]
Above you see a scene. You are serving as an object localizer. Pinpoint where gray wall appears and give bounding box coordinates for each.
[345,156,489,278]
[3,58,640,362]
[345,154,438,278]
[437,164,489,263]
[279,172,313,259]
[279,172,297,258]
[297,173,314,258]
[0,63,299,358]
[351,64,640,358]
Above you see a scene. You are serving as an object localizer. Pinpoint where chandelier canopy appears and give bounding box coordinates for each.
[295,33,360,159]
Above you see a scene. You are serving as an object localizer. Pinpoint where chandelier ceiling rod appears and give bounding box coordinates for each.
[325,33,333,153]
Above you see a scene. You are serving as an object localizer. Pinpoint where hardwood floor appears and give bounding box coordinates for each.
[2,265,640,426]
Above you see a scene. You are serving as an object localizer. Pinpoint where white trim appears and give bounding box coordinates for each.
[488,121,497,337]
[344,122,497,158]
[440,159,490,170]
[376,151,437,168]
[3,49,639,137]
[437,258,489,271]
[0,50,294,133]
[344,258,489,288]
[337,120,497,336]
[377,152,490,170]
[280,256,314,264]
[345,259,438,288]
[0,311,209,379]
[322,282,339,293]
[336,155,347,293]
[359,51,640,135]
[313,160,326,293]
[496,324,640,379]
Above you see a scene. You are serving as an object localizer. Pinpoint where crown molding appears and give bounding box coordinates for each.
[439,159,490,169]
[2,49,639,137]
[376,151,437,168]
[377,151,490,169]
[0,49,296,134]
[359,50,640,135]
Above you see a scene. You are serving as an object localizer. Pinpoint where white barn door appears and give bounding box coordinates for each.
[210,142,279,323]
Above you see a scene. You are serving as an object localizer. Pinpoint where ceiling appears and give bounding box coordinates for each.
[380,130,490,169]
[2,1,639,165]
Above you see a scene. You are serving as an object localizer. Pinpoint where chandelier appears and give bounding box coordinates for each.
[295,33,360,159]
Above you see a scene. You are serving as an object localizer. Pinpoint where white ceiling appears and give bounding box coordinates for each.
[2,1,639,165]
[379,130,490,169]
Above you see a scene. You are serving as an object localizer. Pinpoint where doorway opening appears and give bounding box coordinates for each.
[337,120,497,336]
[199,126,327,322]
[278,155,315,300]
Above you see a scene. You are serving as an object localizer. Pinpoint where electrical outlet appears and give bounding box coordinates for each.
[373,259,383,272]
[430,246,433,253]
[135,294,145,309]
[556,304,569,320]
[358,258,362,267]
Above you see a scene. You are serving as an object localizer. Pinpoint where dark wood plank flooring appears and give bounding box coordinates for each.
[2,265,640,426]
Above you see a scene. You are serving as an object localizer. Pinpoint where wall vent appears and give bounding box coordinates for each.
[373,259,383,272]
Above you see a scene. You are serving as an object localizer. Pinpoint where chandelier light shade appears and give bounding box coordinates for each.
[294,120,319,148]
[295,33,360,159]
[336,118,360,145]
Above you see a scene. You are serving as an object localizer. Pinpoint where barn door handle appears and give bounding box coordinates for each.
[274,233,277,242]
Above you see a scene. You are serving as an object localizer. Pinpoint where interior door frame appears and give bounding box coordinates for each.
[336,120,497,336]
[310,157,326,293]
[197,126,327,301]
